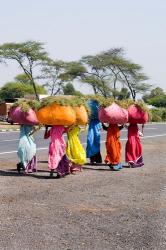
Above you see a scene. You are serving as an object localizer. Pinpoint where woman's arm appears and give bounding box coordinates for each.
[138,124,144,137]
[44,126,51,139]
[29,125,42,136]
[79,125,87,132]
[119,125,124,131]
[124,124,129,129]
[102,123,108,131]
[142,124,145,135]
[64,126,69,133]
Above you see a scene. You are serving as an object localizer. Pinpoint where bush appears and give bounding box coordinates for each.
[148,95,166,107]
[149,108,166,122]
[161,110,166,121]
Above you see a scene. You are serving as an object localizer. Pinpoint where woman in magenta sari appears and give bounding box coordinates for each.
[44,125,70,178]
[125,124,144,167]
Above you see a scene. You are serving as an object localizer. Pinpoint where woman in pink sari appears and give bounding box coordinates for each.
[125,124,144,167]
[44,125,70,178]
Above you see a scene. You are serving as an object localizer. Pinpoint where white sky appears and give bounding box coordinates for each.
[0,0,166,93]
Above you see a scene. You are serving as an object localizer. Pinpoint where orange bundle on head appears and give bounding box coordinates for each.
[36,103,76,126]
[74,105,88,125]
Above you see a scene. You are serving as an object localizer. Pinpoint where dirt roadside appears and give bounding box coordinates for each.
[0,122,19,131]
[0,138,166,250]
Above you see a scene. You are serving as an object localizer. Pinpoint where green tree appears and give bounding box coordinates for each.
[65,59,112,97]
[148,95,166,107]
[99,48,151,100]
[142,87,165,103]
[150,87,165,97]
[63,83,83,96]
[80,55,112,97]
[0,81,46,100]
[65,48,150,100]
[41,59,67,95]
[14,73,33,85]
[0,41,49,100]
[115,87,131,100]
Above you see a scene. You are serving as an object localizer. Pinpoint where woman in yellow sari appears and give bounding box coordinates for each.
[66,125,86,174]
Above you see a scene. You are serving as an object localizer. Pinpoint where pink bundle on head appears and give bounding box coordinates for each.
[128,104,149,124]
[9,106,39,125]
[99,102,128,124]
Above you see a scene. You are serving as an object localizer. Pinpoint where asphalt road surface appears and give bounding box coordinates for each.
[0,123,166,160]
[0,123,166,250]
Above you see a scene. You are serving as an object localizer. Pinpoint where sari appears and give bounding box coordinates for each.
[86,119,102,163]
[66,126,86,172]
[48,125,70,176]
[125,123,144,167]
[104,124,123,170]
[17,125,37,173]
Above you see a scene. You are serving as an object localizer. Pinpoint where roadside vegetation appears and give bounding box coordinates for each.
[0,40,165,122]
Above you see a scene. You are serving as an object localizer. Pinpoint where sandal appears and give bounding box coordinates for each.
[49,169,54,178]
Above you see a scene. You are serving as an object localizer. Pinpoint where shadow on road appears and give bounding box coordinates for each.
[83,166,111,171]
[0,169,53,180]
[84,163,130,171]
[0,164,131,179]
[37,161,48,164]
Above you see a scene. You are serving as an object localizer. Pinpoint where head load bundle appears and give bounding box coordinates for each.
[9,99,40,125]
[36,96,88,126]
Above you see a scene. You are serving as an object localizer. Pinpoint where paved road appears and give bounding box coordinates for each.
[0,123,166,250]
[0,123,166,159]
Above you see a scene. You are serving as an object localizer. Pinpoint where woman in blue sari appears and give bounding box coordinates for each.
[17,125,37,174]
[86,119,102,164]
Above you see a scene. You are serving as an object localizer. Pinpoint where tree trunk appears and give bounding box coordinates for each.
[31,79,39,100]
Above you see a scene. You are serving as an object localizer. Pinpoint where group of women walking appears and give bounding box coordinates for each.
[16,119,144,177]
[86,118,144,171]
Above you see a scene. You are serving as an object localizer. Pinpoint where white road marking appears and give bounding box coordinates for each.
[139,134,166,139]
[0,131,20,134]
[0,150,17,155]
[0,139,19,142]
[101,127,157,134]
[144,128,157,130]
[0,133,166,155]
[0,127,157,143]
[0,122,165,134]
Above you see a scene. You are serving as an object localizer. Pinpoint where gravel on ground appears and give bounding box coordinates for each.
[0,138,166,250]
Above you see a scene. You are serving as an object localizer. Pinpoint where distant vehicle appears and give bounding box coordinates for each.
[0,98,18,124]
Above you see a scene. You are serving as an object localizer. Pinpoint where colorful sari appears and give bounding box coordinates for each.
[17,125,37,173]
[86,119,102,163]
[48,125,70,176]
[104,124,123,170]
[125,123,144,167]
[66,125,86,173]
